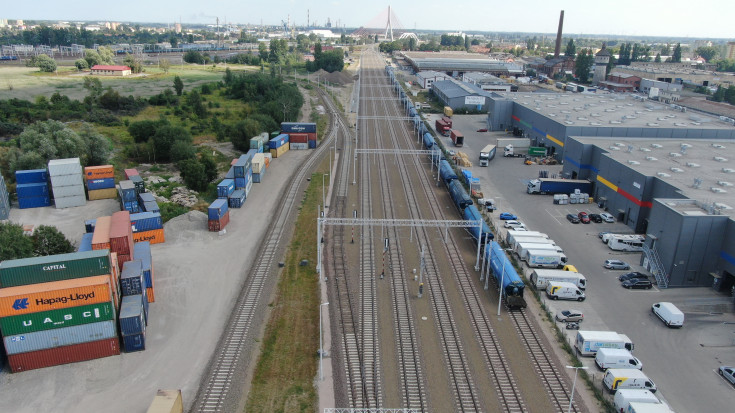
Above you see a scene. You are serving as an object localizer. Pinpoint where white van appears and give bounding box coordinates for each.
[545,281,585,301]
[613,389,661,412]
[603,369,657,393]
[651,302,684,328]
[595,348,642,370]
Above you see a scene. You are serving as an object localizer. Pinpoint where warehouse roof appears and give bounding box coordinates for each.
[399,51,523,73]
[433,79,494,99]
[463,72,507,85]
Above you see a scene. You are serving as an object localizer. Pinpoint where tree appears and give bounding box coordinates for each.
[712,85,725,102]
[230,118,261,151]
[672,43,682,63]
[169,36,178,48]
[170,140,196,162]
[464,36,470,51]
[654,53,662,63]
[695,46,718,62]
[84,77,103,99]
[661,44,671,56]
[18,120,87,165]
[574,49,594,83]
[258,42,267,60]
[152,125,191,162]
[32,225,74,256]
[183,50,205,64]
[128,119,169,143]
[564,39,576,57]
[631,43,641,62]
[0,222,34,261]
[78,124,111,166]
[75,58,89,70]
[159,58,171,73]
[173,76,184,96]
[177,158,209,192]
[199,151,218,183]
[36,54,57,72]
[122,53,142,73]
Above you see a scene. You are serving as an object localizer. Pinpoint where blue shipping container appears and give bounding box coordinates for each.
[86,178,115,190]
[280,122,317,134]
[308,140,317,149]
[225,166,235,179]
[233,155,252,178]
[78,233,94,252]
[138,192,155,203]
[119,295,146,336]
[16,183,49,198]
[85,219,96,233]
[217,179,235,198]
[133,242,153,288]
[119,181,137,202]
[123,201,141,213]
[208,199,228,220]
[142,200,160,213]
[130,212,163,233]
[228,189,245,208]
[122,332,146,352]
[15,169,48,185]
[121,260,144,296]
[234,177,247,189]
[18,196,51,209]
[268,134,289,149]
[252,172,262,183]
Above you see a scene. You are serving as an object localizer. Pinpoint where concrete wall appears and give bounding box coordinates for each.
[487,98,514,131]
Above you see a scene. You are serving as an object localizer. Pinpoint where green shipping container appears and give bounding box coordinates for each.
[0,250,111,288]
[528,146,548,156]
[270,131,280,138]
[0,301,115,336]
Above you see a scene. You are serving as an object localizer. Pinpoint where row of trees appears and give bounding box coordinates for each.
[306,43,345,73]
[711,85,735,105]
[0,223,74,261]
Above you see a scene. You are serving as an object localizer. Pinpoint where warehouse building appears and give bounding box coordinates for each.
[431,79,493,112]
[415,71,452,89]
[462,72,514,92]
[397,51,523,77]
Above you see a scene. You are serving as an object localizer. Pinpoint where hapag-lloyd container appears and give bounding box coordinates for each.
[208,210,230,232]
[52,184,85,198]
[7,336,120,372]
[121,260,144,296]
[130,212,163,232]
[87,177,115,190]
[208,199,228,220]
[15,169,48,185]
[88,188,117,200]
[110,211,134,256]
[78,232,93,252]
[0,275,112,317]
[48,158,82,176]
[0,249,112,288]
[49,174,83,188]
[133,229,165,245]
[16,183,49,198]
[92,216,112,250]
[119,295,146,336]
[84,165,114,180]
[133,242,153,287]
[268,133,289,149]
[280,122,317,134]
[0,301,115,336]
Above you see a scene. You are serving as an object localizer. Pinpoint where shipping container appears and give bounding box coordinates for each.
[208,210,230,232]
[307,132,317,141]
[146,286,155,303]
[290,142,309,150]
[55,194,86,209]
[122,200,141,213]
[124,168,139,180]
[16,182,49,198]
[120,260,144,296]
[289,133,309,144]
[49,173,83,188]
[0,249,112,288]
[86,177,115,190]
[270,143,289,158]
[0,275,113,317]
[92,216,112,250]
[308,140,317,149]
[3,320,117,355]
[48,158,82,176]
[146,389,184,413]
[130,212,163,233]
[119,295,146,336]
[217,179,235,198]
[233,154,252,178]
[233,177,245,189]
[84,165,114,180]
[110,211,134,256]
[52,184,86,199]
[8,336,120,372]
[138,192,156,203]
[243,179,253,199]
[142,200,160,213]
[0,301,115,336]
[225,166,235,179]
[281,122,317,134]
[208,199,228,220]
[18,196,51,209]
[268,133,289,149]
[15,169,48,185]
[78,232,94,252]
[117,253,131,269]
[133,229,165,245]
[122,331,146,352]
[252,172,263,183]
[118,181,137,202]
[228,189,246,208]
[252,153,265,173]
[270,131,280,138]
[85,219,96,233]
[130,175,145,193]
[88,187,117,200]
[133,242,153,288]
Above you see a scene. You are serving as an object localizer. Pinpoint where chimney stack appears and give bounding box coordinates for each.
[554,10,564,58]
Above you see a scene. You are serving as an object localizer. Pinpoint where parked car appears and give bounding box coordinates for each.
[598,231,610,239]
[604,259,630,270]
[719,366,735,386]
[578,212,591,224]
[556,309,584,322]
[600,212,615,223]
[499,212,517,220]
[448,149,456,157]
[476,128,488,132]
[589,213,603,223]
[504,220,526,229]
[622,279,653,289]
[566,213,580,224]
[619,271,648,282]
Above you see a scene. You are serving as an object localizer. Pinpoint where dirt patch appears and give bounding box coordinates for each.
[312,69,354,86]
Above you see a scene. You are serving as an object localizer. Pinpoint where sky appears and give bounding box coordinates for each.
[4,0,735,39]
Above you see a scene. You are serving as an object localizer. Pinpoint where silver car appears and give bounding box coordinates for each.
[719,366,735,386]
[604,259,630,270]
[600,212,615,223]
[556,309,584,322]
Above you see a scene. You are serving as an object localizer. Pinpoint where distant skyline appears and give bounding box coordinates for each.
[4,0,735,39]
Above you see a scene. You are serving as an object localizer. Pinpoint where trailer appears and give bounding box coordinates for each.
[527,178,593,195]
[525,250,567,268]
[435,119,450,136]
[510,237,558,254]
[516,242,564,259]
[442,115,453,128]
[530,269,586,290]
[479,144,497,166]
[450,130,464,147]
[575,330,635,357]
[505,230,549,247]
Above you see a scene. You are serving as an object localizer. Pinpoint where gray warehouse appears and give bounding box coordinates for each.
[432,79,493,112]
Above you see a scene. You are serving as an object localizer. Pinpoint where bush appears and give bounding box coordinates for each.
[158,201,190,223]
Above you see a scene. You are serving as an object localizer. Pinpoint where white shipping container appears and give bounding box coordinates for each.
[54,194,86,209]
[48,158,82,176]
[50,173,84,188]
[244,179,253,198]
[52,183,85,198]
[290,142,309,150]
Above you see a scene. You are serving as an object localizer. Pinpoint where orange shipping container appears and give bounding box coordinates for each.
[146,287,155,303]
[0,275,113,317]
[92,216,112,250]
[133,229,165,245]
[84,165,115,180]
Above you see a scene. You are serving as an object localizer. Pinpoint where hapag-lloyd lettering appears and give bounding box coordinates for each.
[35,291,95,306]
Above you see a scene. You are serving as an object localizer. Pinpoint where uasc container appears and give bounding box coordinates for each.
[0,249,111,288]
[0,275,113,317]
[7,336,120,372]
[0,301,115,336]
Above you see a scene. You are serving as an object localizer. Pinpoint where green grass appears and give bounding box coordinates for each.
[158,201,189,223]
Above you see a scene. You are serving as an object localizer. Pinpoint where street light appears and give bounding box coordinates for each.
[319,302,330,381]
[322,173,328,210]
[565,365,588,413]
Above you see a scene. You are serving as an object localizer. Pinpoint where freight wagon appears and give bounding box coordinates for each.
[485,241,526,309]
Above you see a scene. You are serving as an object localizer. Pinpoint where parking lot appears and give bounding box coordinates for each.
[439,114,735,412]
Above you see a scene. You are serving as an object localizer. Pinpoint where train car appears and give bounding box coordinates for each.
[463,205,494,243]
[439,160,458,184]
[408,107,417,117]
[448,179,473,210]
[486,241,527,309]
[423,133,435,149]
[430,146,444,164]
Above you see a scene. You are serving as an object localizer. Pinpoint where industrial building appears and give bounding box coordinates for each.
[415,71,452,89]
[397,51,523,77]
[431,79,494,112]
[462,72,513,92]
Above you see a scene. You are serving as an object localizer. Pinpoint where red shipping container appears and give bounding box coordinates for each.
[8,337,120,372]
[208,210,230,232]
[124,168,139,180]
[289,133,308,144]
[110,211,134,256]
[117,254,131,269]
[307,133,317,141]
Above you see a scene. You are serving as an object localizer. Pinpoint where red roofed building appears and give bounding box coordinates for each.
[90,65,132,76]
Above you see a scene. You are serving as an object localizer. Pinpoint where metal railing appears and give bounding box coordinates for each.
[643,244,668,289]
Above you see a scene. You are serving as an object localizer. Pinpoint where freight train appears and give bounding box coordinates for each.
[485,241,527,309]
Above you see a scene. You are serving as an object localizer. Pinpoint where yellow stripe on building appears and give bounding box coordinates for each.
[546,134,564,147]
[596,175,618,192]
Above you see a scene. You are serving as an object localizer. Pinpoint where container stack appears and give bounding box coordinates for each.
[147,389,184,413]
[110,211,134,269]
[208,199,229,232]
[134,241,155,302]
[15,169,51,209]
[252,153,266,183]
[233,152,253,189]
[139,192,160,214]
[92,216,112,250]
[281,122,317,149]
[228,189,245,208]
[0,250,121,372]
[79,232,94,252]
[124,169,139,180]
[217,179,235,199]
[130,211,165,244]
[249,132,270,153]
[49,158,86,209]
[118,294,146,352]
[131,175,145,195]
[269,134,290,158]
[0,174,9,219]
[118,180,140,213]
[84,165,117,200]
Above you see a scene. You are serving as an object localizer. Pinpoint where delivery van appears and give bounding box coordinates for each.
[651,302,684,328]
[603,369,657,394]
[545,281,585,301]
[595,348,642,370]
[613,389,661,412]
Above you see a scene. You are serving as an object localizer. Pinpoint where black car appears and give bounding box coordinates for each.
[566,213,580,224]
[619,271,649,282]
[622,279,653,289]
[589,213,603,223]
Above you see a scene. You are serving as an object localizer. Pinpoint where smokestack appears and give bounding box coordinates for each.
[554,10,564,58]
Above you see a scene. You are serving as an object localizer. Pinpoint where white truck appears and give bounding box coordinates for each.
[545,281,585,301]
[506,230,548,247]
[603,369,657,394]
[575,330,635,356]
[595,348,642,370]
[498,138,529,157]
[479,144,497,166]
[626,402,673,413]
[530,269,586,290]
[613,389,661,412]
[516,242,564,260]
[511,237,558,253]
[526,250,567,268]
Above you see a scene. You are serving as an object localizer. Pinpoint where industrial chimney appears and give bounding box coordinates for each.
[554,10,564,58]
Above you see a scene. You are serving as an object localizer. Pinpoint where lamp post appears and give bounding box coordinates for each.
[319,302,330,381]
[565,365,588,413]
[322,173,328,210]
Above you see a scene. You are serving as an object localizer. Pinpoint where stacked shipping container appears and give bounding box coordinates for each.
[269,134,290,158]
[110,211,134,269]
[252,153,267,183]
[208,199,229,231]
[15,169,51,209]
[118,180,140,213]
[84,165,117,200]
[130,212,165,244]
[281,122,317,149]
[133,241,156,302]
[49,158,86,209]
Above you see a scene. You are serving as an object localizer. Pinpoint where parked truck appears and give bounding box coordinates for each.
[506,230,549,247]
[530,269,586,290]
[442,115,453,128]
[527,178,593,195]
[479,144,497,166]
[613,390,661,412]
[525,250,567,268]
[450,130,464,147]
[435,119,450,136]
[504,144,548,157]
[515,242,563,259]
[575,330,635,357]
[603,369,657,394]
